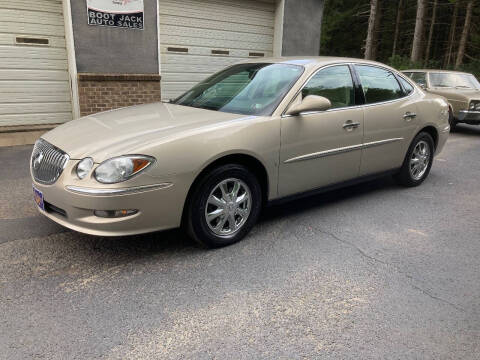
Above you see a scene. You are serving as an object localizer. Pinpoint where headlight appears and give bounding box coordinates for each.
[94,155,155,184]
[76,158,94,179]
[469,100,480,111]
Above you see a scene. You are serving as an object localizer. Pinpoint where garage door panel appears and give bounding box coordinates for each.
[161,25,273,45]
[159,63,231,74]
[1,92,71,103]
[0,58,68,71]
[161,54,250,67]
[160,14,274,34]
[0,0,63,14]
[161,0,275,21]
[0,22,65,37]
[0,45,67,60]
[159,7,273,28]
[0,80,70,93]
[0,1,72,126]
[179,0,276,12]
[161,72,211,83]
[161,35,272,53]
[0,113,72,127]
[161,45,271,59]
[0,34,66,48]
[0,9,66,27]
[0,70,68,81]
[161,15,273,36]
[0,102,71,116]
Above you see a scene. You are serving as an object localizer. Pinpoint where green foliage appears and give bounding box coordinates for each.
[321,0,480,75]
[458,61,480,79]
[387,55,422,70]
[320,0,370,58]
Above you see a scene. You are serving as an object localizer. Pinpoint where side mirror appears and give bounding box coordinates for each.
[419,83,427,90]
[285,95,332,116]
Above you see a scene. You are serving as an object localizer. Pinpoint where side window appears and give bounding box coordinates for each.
[355,65,403,104]
[302,65,355,109]
[410,72,427,87]
[398,76,414,95]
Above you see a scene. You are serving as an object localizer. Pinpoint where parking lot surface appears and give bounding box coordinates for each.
[1,126,479,359]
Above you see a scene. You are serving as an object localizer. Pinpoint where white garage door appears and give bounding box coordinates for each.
[0,0,72,127]
[159,0,276,100]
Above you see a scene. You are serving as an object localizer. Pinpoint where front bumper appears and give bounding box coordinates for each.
[457,110,480,124]
[32,175,189,237]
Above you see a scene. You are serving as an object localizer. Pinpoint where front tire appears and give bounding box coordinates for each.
[394,132,434,187]
[448,108,457,132]
[184,164,262,248]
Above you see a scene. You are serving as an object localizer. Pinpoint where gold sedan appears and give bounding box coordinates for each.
[31,57,450,247]
[403,69,480,130]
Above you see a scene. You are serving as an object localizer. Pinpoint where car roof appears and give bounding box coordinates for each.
[242,56,398,71]
[403,69,472,75]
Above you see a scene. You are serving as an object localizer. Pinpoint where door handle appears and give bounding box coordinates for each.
[343,120,360,130]
[403,112,417,121]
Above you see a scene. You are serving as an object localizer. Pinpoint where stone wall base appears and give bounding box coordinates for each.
[78,73,161,117]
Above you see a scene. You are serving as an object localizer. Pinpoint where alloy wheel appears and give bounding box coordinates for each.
[205,178,252,236]
[409,140,431,181]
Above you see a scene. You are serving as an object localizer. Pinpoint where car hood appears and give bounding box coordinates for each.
[42,102,249,161]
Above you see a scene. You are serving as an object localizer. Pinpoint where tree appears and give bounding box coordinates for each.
[444,0,459,68]
[424,0,438,66]
[371,0,383,60]
[392,0,404,57]
[411,0,427,63]
[365,0,379,60]
[456,0,474,68]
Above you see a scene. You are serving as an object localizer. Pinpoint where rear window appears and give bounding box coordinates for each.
[355,65,403,104]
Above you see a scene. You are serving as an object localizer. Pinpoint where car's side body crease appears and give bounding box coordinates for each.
[284,138,404,164]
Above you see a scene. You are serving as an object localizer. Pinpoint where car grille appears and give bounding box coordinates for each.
[31,139,69,185]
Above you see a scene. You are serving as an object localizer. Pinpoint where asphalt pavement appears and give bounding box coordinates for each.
[1,125,479,359]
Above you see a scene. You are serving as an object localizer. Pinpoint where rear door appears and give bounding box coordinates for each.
[354,65,419,176]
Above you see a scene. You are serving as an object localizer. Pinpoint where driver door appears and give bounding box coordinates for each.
[279,65,364,197]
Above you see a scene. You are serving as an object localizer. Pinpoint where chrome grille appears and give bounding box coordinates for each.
[31,139,69,185]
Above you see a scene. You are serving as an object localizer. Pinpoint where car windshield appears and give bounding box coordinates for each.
[173,63,304,116]
[429,72,480,89]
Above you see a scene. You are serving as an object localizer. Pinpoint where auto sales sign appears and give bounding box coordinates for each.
[87,0,144,30]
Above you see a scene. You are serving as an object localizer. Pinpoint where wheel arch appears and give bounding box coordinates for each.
[182,153,270,222]
[417,125,439,150]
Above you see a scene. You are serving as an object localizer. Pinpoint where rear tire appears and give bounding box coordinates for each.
[184,164,262,248]
[394,132,434,187]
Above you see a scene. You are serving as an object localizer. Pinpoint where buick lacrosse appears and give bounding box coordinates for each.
[31,57,450,247]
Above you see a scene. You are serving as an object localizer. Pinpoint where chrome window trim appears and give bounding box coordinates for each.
[284,138,404,164]
[281,62,417,118]
[65,183,173,196]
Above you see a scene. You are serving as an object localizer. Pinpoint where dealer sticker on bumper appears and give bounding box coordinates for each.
[33,185,45,211]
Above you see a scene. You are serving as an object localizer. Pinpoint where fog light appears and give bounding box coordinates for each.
[94,209,138,218]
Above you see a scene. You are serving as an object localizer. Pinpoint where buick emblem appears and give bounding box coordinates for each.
[33,152,44,170]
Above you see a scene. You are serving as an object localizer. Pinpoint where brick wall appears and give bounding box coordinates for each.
[78,73,161,117]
